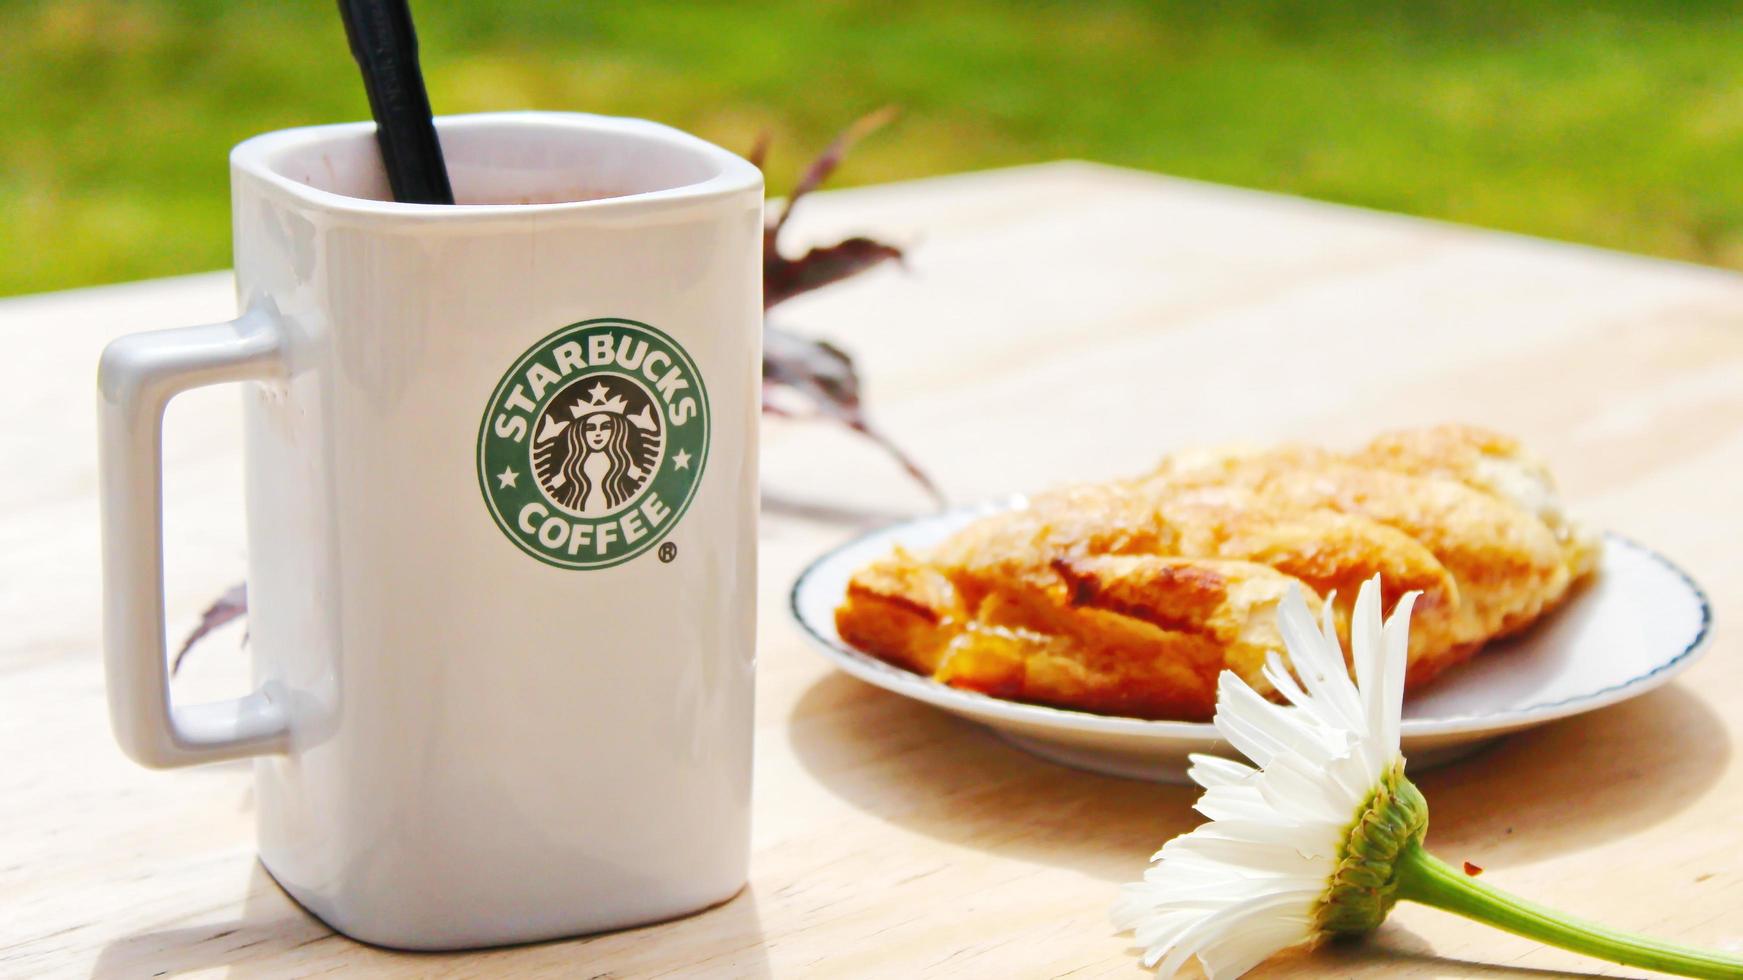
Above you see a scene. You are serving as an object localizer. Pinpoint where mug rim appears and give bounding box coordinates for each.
[230,110,762,220]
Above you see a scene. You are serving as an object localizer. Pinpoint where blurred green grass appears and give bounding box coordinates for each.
[4,0,1743,296]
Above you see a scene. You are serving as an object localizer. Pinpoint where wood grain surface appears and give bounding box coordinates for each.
[4,162,1742,978]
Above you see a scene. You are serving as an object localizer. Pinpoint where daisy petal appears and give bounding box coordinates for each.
[1277,589,1361,727]
[1351,577,1387,740]
[1155,891,1318,979]
[1378,590,1419,756]
[1200,915,1317,980]
[1187,753,1257,789]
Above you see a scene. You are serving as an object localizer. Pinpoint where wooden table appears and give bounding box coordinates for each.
[6,162,1743,978]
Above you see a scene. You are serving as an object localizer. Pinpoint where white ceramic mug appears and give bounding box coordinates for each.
[97,112,763,949]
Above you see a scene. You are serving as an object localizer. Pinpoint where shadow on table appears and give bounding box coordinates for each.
[1411,683,1727,859]
[90,864,772,977]
[89,863,332,979]
[788,673,1725,884]
[1303,923,1651,979]
[787,672,1201,884]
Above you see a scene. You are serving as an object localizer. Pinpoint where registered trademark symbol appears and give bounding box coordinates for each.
[658,542,677,563]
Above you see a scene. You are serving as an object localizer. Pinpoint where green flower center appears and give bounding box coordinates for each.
[1311,759,1430,939]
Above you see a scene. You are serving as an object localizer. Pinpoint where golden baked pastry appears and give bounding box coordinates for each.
[834,425,1600,721]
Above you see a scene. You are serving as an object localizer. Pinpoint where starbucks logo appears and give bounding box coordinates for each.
[477,318,708,569]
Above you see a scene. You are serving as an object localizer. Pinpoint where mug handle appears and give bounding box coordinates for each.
[97,307,291,768]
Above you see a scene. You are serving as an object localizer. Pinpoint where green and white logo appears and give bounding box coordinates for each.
[477,318,709,570]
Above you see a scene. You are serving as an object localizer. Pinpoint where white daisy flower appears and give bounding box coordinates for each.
[1113,576,1742,980]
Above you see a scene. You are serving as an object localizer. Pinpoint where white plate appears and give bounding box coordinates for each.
[790,503,1712,783]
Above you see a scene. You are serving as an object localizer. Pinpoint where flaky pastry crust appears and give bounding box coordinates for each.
[835,425,1599,721]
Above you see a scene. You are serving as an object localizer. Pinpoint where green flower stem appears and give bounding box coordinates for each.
[1395,841,1743,979]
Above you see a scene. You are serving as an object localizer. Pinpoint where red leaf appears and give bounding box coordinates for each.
[172,582,247,674]
[769,106,898,243]
[763,108,905,310]
[745,130,772,172]
[763,326,943,504]
[765,237,903,311]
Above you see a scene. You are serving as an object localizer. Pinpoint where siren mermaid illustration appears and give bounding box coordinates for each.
[532,378,664,516]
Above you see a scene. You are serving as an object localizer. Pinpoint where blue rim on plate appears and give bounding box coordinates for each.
[789,507,1712,739]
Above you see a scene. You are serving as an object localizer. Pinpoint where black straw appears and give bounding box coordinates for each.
[337,0,454,204]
